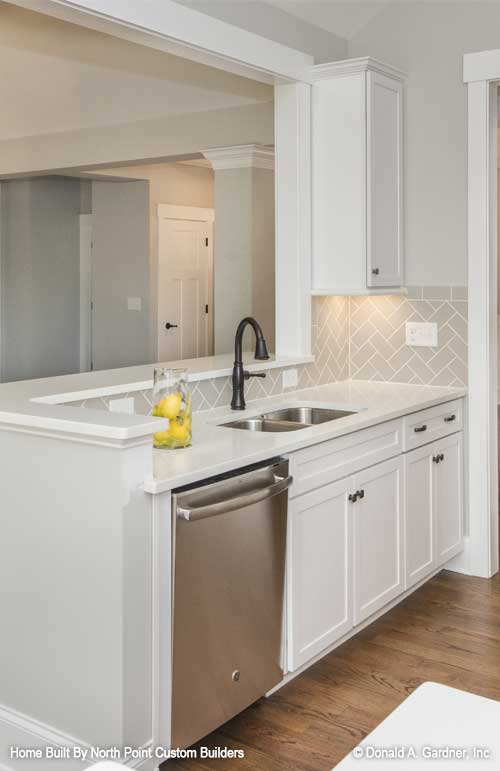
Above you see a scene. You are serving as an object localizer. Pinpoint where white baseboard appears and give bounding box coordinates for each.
[0,703,153,771]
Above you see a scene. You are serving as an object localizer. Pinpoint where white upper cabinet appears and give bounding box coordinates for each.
[311,58,405,295]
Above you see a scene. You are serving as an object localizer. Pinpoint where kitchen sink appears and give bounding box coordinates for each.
[221,406,357,432]
[261,407,356,424]
[222,417,305,432]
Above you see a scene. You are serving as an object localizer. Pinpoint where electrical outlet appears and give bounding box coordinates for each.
[405,322,438,347]
[109,397,135,414]
[127,297,142,311]
[282,368,298,389]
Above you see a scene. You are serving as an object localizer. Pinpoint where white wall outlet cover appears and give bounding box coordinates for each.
[127,297,142,311]
[405,321,438,347]
[282,368,298,389]
[109,396,135,415]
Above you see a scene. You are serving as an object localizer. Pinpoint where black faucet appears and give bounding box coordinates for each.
[231,317,270,410]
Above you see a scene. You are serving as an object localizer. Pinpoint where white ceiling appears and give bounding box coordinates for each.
[0,3,272,142]
[264,0,392,41]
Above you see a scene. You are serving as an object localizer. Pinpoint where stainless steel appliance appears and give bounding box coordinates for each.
[171,459,292,749]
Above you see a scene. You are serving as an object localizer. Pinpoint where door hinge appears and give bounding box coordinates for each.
[205,237,209,247]
[205,304,209,314]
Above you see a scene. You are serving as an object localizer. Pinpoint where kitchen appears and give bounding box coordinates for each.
[0,1,498,770]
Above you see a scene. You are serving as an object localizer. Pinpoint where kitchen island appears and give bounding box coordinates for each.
[0,356,466,770]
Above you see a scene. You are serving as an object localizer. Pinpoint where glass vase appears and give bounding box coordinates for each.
[151,368,192,449]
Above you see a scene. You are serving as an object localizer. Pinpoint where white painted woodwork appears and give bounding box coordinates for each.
[157,211,213,361]
[288,478,353,670]
[435,432,464,566]
[465,74,499,578]
[289,418,402,498]
[311,58,405,295]
[274,81,312,357]
[403,399,463,451]
[366,70,403,287]
[405,444,435,589]
[9,0,314,85]
[353,456,404,624]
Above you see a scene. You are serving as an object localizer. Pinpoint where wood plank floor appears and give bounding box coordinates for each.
[163,570,500,770]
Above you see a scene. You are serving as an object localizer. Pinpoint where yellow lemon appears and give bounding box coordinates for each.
[169,420,191,444]
[153,429,171,445]
[156,392,183,420]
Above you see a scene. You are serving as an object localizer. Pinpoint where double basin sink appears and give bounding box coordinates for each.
[222,406,357,432]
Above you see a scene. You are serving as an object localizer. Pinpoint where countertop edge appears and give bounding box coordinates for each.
[144,385,467,494]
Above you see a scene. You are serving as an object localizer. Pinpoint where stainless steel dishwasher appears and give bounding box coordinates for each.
[171,458,292,749]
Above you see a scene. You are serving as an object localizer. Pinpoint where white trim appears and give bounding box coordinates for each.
[0,702,153,769]
[311,56,407,83]
[203,144,274,171]
[157,204,214,223]
[464,49,500,84]
[275,82,312,357]
[465,72,499,577]
[311,287,407,297]
[8,0,313,84]
[177,159,213,169]
[151,493,173,750]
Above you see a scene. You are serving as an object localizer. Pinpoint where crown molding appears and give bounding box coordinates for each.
[202,144,274,171]
[311,56,407,83]
[177,158,213,169]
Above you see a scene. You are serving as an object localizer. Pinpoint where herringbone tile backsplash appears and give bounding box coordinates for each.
[69,289,467,415]
[350,293,467,387]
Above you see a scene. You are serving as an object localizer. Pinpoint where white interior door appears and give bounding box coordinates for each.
[158,207,213,362]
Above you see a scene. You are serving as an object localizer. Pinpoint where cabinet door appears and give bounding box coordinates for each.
[288,478,353,670]
[354,457,404,624]
[367,70,403,287]
[435,433,464,566]
[405,444,436,589]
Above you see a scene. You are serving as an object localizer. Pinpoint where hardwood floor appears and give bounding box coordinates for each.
[163,570,500,770]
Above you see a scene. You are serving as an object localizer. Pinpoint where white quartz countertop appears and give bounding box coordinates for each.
[0,353,312,445]
[146,380,466,493]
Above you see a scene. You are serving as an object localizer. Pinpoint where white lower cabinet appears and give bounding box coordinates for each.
[353,457,404,624]
[287,405,464,673]
[405,444,435,588]
[405,432,463,589]
[289,478,353,670]
[435,433,464,566]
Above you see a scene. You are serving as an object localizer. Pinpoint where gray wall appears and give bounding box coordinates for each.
[1,178,81,382]
[91,180,151,370]
[348,0,500,287]
[213,168,253,354]
[212,166,275,354]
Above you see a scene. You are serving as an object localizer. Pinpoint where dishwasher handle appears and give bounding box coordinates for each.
[177,474,293,522]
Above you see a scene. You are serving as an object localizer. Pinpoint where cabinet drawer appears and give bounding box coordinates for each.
[403,399,463,451]
[288,419,402,498]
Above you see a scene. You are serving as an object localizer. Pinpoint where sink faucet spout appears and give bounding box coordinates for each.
[231,317,270,410]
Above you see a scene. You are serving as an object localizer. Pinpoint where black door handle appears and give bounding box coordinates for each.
[414,424,427,433]
[444,414,456,423]
[165,322,178,330]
